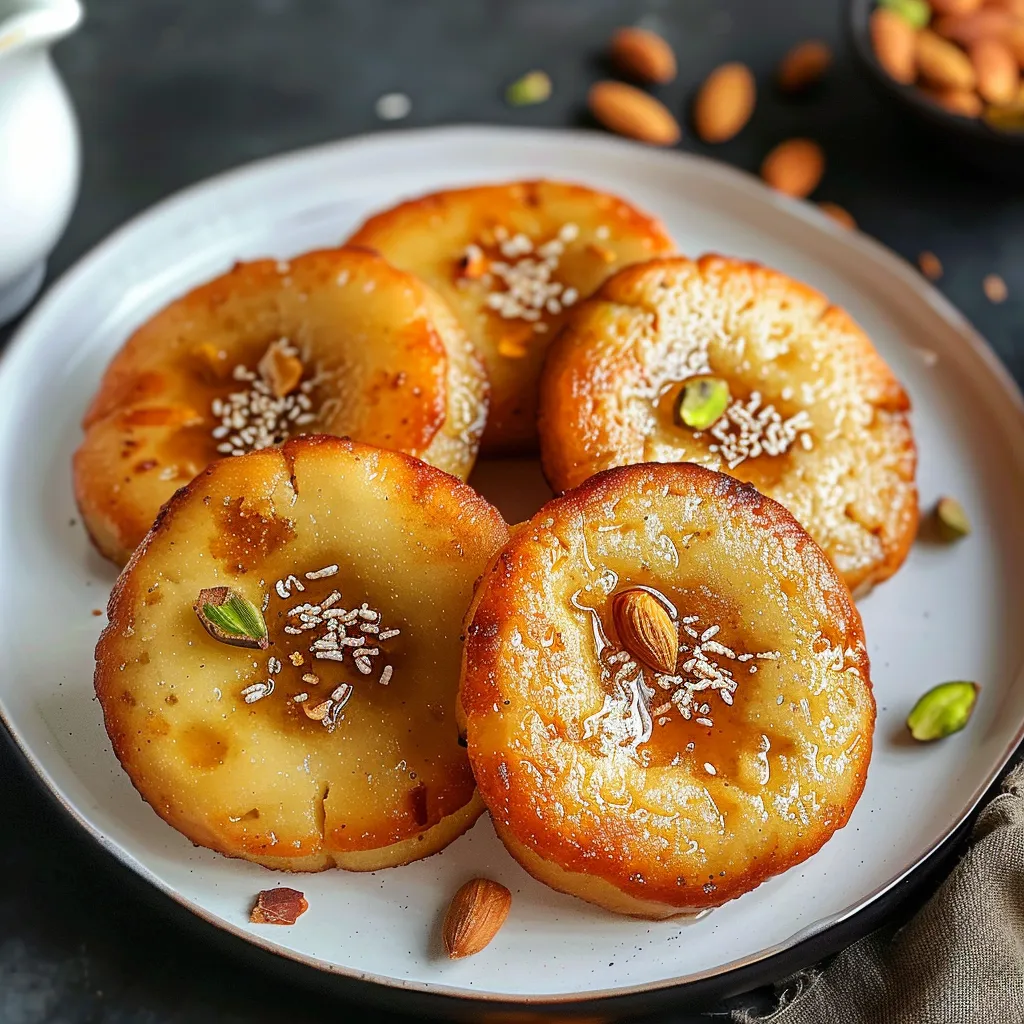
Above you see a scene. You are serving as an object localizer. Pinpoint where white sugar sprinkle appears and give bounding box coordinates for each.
[704,762,717,776]
[375,92,411,120]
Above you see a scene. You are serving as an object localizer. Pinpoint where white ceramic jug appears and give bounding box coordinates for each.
[0,0,81,325]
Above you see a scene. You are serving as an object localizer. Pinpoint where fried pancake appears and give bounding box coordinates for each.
[75,247,488,565]
[538,255,918,594]
[96,436,509,871]
[460,462,874,918]
[347,180,675,454]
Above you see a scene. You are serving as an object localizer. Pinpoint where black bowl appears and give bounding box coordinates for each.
[847,0,1024,179]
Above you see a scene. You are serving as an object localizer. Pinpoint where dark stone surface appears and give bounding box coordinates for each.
[1,1,1021,1021]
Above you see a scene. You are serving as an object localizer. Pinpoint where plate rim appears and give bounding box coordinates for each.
[2,124,1023,1005]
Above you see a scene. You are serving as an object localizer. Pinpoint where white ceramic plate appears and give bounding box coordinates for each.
[1,127,1023,1005]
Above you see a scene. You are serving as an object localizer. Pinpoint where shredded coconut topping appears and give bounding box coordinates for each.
[211,339,316,457]
[463,222,582,335]
[705,391,813,470]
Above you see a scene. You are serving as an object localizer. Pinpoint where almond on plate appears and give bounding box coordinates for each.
[917,29,978,89]
[969,37,1019,102]
[443,878,512,958]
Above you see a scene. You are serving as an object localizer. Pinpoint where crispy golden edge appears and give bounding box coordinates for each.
[538,254,918,594]
[96,436,507,870]
[460,462,874,913]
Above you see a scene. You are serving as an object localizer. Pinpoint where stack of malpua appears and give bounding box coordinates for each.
[80,178,915,919]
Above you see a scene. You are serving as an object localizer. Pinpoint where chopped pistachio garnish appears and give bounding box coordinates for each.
[878,0,930,30]
[935,496,971,540]
[195,587,269,649]
[505,70,552,106]
[674,376,731,431]
[907,681,979,741]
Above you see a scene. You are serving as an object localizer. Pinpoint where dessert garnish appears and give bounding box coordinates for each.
[505,70,552,106]
[935,496,971,540]
[194,587,269,649]
[459,223,581,337]
[442,878,512,959]
[211,338,316,457]
[612,588,678,674]
[249,887,308,925]
[705,391,813,470]
[673,376,731,431]
[907,681,979,741]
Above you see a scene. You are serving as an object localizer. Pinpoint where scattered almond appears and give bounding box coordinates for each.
[443,878,512,959]
[778,40,833,93]
[612,588,679,674]
[970,37,1019,103]
[250,887,308,925]
[693,62,756,143]
[934,9,1014,46]
[918,250,944,279]
[917,29,978,89]
[984,273,1008,302]
[872,8,919,84]
[922,84,984,115]
[761,138,826,198]
[819,201,856,229]
[609,26,677,84]
[588,81,681,146]
[1006,25,1024,66]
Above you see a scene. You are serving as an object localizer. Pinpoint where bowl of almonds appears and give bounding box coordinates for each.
[849,0,1024,174]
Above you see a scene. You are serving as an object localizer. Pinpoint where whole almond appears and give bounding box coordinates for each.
[761,138,825,198]
[871,9,918,84]
[970,37,1020,102]
[693,62,756,143]
[922,84,984,115]
[917,29,978,89]
[612,589,678,674]
[930,0,983,13]
[443,878,512,959]
[778,40,833,93]
[588,81,681,146]
[934,9,1014,46]
[610,26,677,84]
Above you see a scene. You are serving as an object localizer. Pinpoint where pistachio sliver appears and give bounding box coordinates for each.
[195,587,269,649]
[674,376,731,431]
[907,681,979,742]
[505,70,552,106]
[935,496,971,540]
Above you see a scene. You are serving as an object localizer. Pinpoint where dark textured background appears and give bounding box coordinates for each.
[2,1,1022,1021]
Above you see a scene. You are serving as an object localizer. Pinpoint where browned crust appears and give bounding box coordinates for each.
[96,435,508,870]
[460,461,874,913]
[75,247,488,565]
[538,254,918,594]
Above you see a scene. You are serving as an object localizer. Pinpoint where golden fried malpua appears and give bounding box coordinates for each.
[75,247,488,564]
[539,255,917,595]
[96,436,509,871]
[347,180,675,454]
[460,461,874,918]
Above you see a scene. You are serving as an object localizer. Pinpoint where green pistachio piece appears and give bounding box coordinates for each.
[195,586,269,649]
[907,681,980,742]
[505,70,552,106]
[674,376,731,431]
[878,0,931,30]
[935,496,971,540]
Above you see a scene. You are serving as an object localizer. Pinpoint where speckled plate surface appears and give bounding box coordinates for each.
[0,127,1022,1005]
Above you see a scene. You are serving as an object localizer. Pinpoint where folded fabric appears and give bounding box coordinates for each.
[735,763,1024,1024]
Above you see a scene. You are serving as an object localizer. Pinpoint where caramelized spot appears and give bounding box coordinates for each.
[180,723,229,770]
[410,782,429,826]
[211,497,295,575]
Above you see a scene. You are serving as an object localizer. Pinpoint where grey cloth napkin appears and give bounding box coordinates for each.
[735,764,1024,1024]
